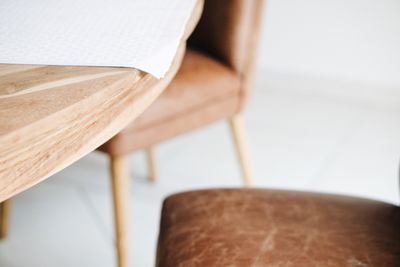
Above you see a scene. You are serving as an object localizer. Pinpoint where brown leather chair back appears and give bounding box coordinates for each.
[188,0,264,112]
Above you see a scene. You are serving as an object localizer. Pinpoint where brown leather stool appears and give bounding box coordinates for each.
[156,189,400,266]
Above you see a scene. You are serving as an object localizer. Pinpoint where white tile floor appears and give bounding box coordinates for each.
[1,71,399,266]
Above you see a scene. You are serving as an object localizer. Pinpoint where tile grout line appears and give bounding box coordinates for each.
[73,183,115,247]
[306,109,367,188]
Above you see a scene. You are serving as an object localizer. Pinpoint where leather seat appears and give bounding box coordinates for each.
[99,48,240,155]
[99,0,264,160]
[132,49,240,130]
[157,189,400,267]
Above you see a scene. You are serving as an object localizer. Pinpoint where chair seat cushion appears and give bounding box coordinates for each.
[98,48,241,154]
[157,189,400,267]
[124,48,240,132]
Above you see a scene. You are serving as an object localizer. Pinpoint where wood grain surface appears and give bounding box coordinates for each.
[0,0,203,202]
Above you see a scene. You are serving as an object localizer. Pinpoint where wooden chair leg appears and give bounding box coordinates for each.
[0,200,11,239]
[228,115,254,187]
[110,155,130,267]
[146,147,157,183]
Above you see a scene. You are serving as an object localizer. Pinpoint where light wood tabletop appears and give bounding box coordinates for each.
[0,0,203,202]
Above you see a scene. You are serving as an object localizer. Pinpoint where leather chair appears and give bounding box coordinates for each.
[156,189,400,266]
[99,0,264,186]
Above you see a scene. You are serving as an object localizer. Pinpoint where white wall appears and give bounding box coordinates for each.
[258,0,400,86]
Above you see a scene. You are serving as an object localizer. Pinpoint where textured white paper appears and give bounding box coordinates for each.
[0,0,196,78]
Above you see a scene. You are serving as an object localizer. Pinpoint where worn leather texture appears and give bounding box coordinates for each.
[157,189,400,267]
[99,0,263,155]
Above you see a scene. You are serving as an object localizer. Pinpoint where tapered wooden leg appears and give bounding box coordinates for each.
[0,200,11,239]
[110,155,130,267]
[228,115,254,187]
[146,147,157,183]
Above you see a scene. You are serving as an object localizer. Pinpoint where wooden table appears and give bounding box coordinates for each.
[0,0,203,203]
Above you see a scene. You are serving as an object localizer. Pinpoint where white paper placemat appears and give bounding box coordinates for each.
[0,0,197,78]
